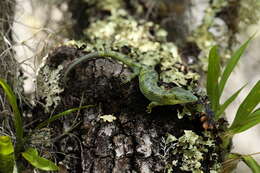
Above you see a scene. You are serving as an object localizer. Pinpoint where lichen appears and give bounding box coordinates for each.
[190,0,260,72]
[239,0,260,29]
[189,0,231,71]
[84,0,124,14]
[160,131,221,173]
[83,8,199,88]
[36,59,64,113]
[30,128,52,148]
[177,106,192,119]
[100,114,117,123]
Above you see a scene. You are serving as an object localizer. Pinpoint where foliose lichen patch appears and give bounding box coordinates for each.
[189,0,231,71]
[36,60,64,113]
[161,131,221,173]
[83,8,199,87]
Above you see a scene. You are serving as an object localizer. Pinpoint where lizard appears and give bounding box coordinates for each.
[64,50,198,113]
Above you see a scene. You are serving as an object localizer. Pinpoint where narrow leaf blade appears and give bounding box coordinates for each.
[35,105,94,130]
[216,84,246,118]
[0,78,23,152]
[206,46,220,112]
[230,80,260,128]
[222,153,241,173]
[219,36,253,97]
[22,148,59,171]
[229,109,260,134]
[241,155,260,173]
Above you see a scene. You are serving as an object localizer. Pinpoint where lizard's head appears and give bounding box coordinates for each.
[173,87,198,103]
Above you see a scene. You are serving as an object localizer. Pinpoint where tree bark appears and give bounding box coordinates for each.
[1,0,257,172]
[32,0,243,172]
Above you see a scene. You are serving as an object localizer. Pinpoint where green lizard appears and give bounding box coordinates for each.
[64,51,198,113]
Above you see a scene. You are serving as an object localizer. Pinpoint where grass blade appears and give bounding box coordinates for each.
[230,80,260,129]
[241,155,260,173]
[222,154,241,173]
[229,109,260,134]
[216,84,246,119]
[218,36,253,97]
[0,79,23,153]
[206,46,221,112]
[34,105,94,130]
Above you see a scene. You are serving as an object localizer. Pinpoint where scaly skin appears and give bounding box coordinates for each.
[64,51,198,113]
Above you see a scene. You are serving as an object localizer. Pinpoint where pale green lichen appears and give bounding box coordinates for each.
[36,62,64,113]
[65,40,86,48]
[99,114,117,123]
[161,131,221,173]
[189,0,231,71]
[84,0,124,15]
[190,0,260,71]
[239,0,260,29]
[84,8,199,88]
[177,106,192,119]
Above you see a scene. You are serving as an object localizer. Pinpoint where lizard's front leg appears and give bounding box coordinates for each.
[146,101,162,113]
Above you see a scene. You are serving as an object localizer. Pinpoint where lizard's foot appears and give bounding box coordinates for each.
[146,102,161,113]
[121,67,140,84]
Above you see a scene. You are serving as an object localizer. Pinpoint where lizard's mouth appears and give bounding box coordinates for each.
[178,93,198,103]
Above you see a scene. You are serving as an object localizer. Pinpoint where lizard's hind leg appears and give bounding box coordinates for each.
[122,66,140,84]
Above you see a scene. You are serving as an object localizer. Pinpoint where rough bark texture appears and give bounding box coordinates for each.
[30,0,245,172]
[1,0,249,172]
[1,0,259,172]
[34,45,225,173]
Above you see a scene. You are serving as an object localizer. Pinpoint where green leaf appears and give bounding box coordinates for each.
[241,155,260,173]
[218,36,253,98]
[206,46,220,112]
[34,105,94,130]
[22,148,59,171]
[228,109,260,134]
[215,84,246,118]
[230,80,260,129]
[0,136,14,155]
[222,153,241,173]
[0,78,23,153]
[0,136,15,173]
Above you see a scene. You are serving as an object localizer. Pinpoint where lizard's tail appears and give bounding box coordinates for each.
[64,51,141,85]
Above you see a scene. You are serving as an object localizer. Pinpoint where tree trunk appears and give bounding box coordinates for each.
[2,0,252,172]
[32,0,243,172]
